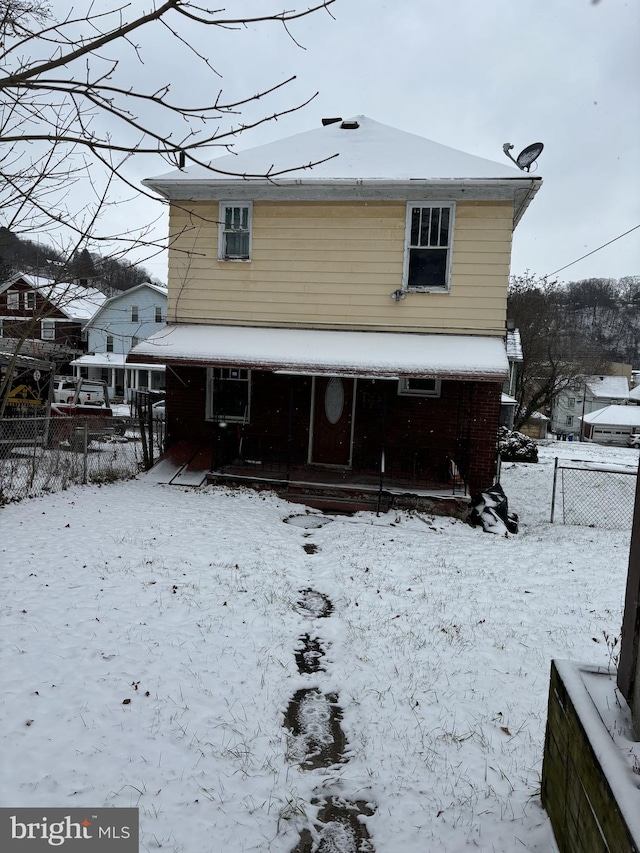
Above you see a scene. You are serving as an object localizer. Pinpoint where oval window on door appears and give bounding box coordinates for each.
[324,378,345,425]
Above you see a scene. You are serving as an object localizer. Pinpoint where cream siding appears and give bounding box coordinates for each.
[167,199,513,335]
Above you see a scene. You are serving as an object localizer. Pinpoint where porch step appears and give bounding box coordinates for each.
[285,488,392,514]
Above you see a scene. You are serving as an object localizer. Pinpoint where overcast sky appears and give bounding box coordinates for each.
[51,1,640,284]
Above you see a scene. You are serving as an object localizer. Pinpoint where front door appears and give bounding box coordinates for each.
[310,377,355,466]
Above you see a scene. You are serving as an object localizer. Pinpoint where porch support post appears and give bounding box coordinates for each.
[376,386,389,516]
[286,377,294,481]
[618,460,640,725]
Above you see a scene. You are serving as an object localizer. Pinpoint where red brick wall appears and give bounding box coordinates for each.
[167,367,501,492]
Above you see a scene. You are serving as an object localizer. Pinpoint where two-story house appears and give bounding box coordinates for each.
[552,372,630,438]
[0,272,105,369]
[129,116,541,506]
[71,282,167,401]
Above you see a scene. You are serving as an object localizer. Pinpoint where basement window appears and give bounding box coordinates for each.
[403,203,454,292]
[398,378,441,397]
[206,367,251,422]
[219,202,252,261]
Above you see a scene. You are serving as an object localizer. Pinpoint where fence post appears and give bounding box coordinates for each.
[550,456,559,523]
[82,423,88,484]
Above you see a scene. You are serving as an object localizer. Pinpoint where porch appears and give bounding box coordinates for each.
[208,457,469,515]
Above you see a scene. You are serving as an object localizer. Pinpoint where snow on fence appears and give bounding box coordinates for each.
[550,457,637,530]
[0,415,164,504]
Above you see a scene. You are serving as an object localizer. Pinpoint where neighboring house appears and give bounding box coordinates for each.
[552,374,630,437]
[628,384,640,405]
[129,115,541,503]
[71,283,167,401]
[500,328,523,428]
[581,405,640,445]
[0,273,105,368]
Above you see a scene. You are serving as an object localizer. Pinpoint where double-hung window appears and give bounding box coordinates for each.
[131,306,139,322]
[206,367,250,422]
[219,202,252,261]
[106,335,114,353]
[24,292,35,310]
[41,320,55,340]
[7,290,19,310]
[404,203,454,291]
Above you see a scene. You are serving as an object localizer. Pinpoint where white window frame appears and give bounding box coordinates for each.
[398,377,441,398]
[205,367,251,423]
[155,306,163,323]
[7,290,19,310]
[131,336,139,348]
[131,305,139,322]
[218,201,253,261]
[106,335,114,353]
[566,415,574,427]
[567,397,575,408]
[402,202,455,293]
[41,319,55,340]
[24,291,35,310]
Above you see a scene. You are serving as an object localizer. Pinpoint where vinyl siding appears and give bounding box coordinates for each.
[166,199,513,335]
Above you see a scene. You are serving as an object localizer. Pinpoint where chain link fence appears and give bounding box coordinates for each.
[550,457,637,530]
[0,412,165,504]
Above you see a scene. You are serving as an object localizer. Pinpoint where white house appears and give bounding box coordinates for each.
[71,282,167,401]
[552,374,630,437]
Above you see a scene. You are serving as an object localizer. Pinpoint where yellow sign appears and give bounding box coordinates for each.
[7,384,42,406]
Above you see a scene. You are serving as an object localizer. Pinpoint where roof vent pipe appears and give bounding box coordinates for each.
[322,117,342,126]
[340,120,360,130]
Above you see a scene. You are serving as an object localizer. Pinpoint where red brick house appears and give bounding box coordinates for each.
[130,117,541,508]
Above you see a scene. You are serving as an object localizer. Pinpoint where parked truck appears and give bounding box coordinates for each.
[50,379,126,450]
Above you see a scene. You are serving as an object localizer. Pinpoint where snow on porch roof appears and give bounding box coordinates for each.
[127,325,509,382]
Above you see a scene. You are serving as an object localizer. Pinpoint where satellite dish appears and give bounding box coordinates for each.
[503,141,544,171]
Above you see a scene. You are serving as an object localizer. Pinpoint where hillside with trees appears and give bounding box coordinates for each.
[0,228,161,294]
[507,274,640,429]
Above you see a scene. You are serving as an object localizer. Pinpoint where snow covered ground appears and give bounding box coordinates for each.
[1,441,636,852]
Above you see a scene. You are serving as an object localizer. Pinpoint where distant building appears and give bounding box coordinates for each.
[552,374,630,437]
[71,282,167,401]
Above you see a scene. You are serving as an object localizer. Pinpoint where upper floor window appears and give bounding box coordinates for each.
[7,290,19,310]
[155,306,163,323]
[398,377,441,398]
[567,397,576,408]
[404,203,454,291]
[219,202,252,261]
[206,367,250,422]
[131,336,139,348]
[131,306,139,322]
[24,292,35,310]
[106,335,114,352]
[41,319,55,340]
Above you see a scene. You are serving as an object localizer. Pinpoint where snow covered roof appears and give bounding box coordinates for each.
[127,324,509,381]
[71,353,165,372]
[629,385,640,402]
[585,375,629,400]
[581,405,640,427]
[84,282,167,329]
[501,393,518,405]
[505,329,523,362]
[0,272,105,320]
[143,117,541,223]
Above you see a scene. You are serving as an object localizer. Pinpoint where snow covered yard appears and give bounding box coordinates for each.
[0,443,635,852]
